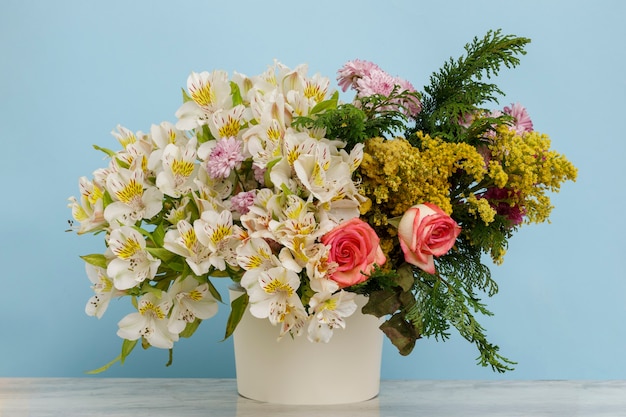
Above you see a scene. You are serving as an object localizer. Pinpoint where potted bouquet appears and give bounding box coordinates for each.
[68,30,577,404]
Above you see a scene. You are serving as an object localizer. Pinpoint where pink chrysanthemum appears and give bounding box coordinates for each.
[206,137,244,179]
[336,59,381,92]
[252,164,266,185]
[503,102,533,135]
[231,190,257,215]
[355,68,396,97]
[394,77,421,116]
[338,60,421,116]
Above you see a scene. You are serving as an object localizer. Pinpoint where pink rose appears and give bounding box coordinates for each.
[321,218,386,288]
[398,203,461,274]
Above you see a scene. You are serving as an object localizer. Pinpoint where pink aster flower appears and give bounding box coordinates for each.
[206,137,244,179]
[503,102,533,135]
[231,190,257,215]
[337,59,381,92]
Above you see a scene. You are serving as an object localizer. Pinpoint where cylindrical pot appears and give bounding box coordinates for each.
[230,289,383,405]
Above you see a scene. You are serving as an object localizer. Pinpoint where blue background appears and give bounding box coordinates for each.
[1,0,624,379]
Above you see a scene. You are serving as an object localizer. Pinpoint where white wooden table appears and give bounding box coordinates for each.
[1,378,625,416]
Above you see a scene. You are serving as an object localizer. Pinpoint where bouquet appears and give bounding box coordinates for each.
[68,30,577,373]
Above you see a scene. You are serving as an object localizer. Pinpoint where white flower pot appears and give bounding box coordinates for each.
[230,289,383,405]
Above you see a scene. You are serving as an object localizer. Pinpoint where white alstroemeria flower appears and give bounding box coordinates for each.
[241,266,304,327]
[104,168,163,226]
[294,140,363,207]
[303,73,331,105]
[150,121,189,149]
[68,176,106,234]
[243,90,291,170]
[344,142,364,173]
[156,137,198,197]
[107,226,161,290]
[250,88,291,127]
[195,210,242,271]
[207,104,247,140]
[192,169,233,214]
[268,130,317,191]
[281,65,330,115]
[113,132,154,177]
[236,237,280,271]
[230,71,255,105]
[238,189,275,240]
[163,220,213,276]
[317,196,363,225]
[175,70,232,130]
[244,119,284,170]
[111,124,139,149]
[164,196,192,224]
[85,263,124,318]
[167,276,218,335]
[277,303,309,339]
[307,290,358,343]
[269,202,319,265]
[117,292,178,349]
[304,243,340,292]
[147,122,190,173]
[285,89,310,117]
[279,63,308,95]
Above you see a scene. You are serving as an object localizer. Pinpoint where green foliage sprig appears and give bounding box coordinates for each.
[293,87,420,151]
[409,29,531,143]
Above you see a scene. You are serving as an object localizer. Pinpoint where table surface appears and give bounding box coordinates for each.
[1,378,625,417]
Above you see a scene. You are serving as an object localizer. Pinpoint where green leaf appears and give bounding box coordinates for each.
[309,91,338,114]
[92,144,117,157]
[195,125,215,143]
[102,189,114,207]
[80,253,108,269]
[151,223,166,247]
[179,318,202,338]
[380,313,420,356]
[263,158,281,188]
[145,247,177,263]
[120,339,138,365]
[223,292,248,340]
[166,349,173,367]
[181,87,192,103]
[395,264,416,292]
[85,339,138,374]
[85,355,121,374]
[230,81,243,106]
[206,278,223,303]
[362,289,401,318]
[165,258,186,272]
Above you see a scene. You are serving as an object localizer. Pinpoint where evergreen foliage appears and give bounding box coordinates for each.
[409,29,531,144]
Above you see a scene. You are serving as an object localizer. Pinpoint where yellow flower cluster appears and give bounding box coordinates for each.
[488,127,578,224]
[359,133,487,224]
[464,193,496,225]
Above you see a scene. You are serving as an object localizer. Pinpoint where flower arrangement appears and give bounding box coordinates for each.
[69,30,577,373]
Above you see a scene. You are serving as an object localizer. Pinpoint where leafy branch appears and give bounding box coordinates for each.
[293,87,421,151]
[409,29,531,143]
